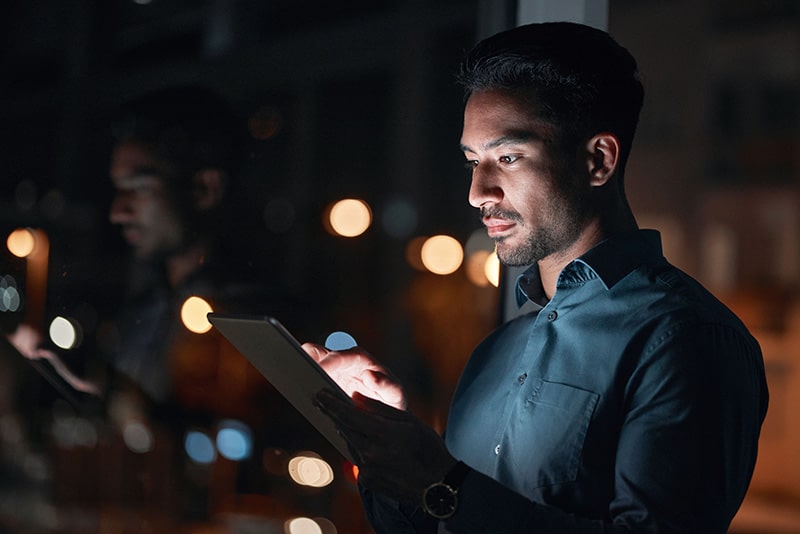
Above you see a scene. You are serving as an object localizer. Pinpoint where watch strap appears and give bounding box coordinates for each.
[442,460,470,489]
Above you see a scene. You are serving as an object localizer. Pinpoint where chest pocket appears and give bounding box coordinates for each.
[504,379,599,493]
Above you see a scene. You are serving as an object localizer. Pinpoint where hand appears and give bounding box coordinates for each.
[7,324,100,395]
[315,389,457,504]
[302,343,407,410]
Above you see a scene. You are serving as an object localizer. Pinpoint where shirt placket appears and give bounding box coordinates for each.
[487,299,560,470]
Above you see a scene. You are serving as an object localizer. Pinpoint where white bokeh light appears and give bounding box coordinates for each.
[49,316,79,350]
[288,454,334,488]
[285,517,322,534]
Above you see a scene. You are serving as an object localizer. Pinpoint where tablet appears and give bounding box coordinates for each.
[207,313,354,463]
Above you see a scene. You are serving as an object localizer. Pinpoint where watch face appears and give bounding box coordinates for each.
[423,483,458,519]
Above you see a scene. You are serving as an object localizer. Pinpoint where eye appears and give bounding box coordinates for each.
[463,160,478,172]
[499,155,519,164]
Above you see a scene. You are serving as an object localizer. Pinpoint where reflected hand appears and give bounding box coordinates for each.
[315,389,457,504]
[7,323,100,395]
[302,342,407,410]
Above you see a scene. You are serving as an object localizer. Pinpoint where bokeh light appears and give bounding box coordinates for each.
[0,275,21,313]
[484,250,500,287]
[51,411,97,448]
[324,331,357,351]
[185,430,216,464]
[123,421,154,453]
[216,419,252,461]
[313,518,337,534]
[420,235,464,275]
[288,453,334,488]
[327,199,372,237]
[464,227,498,287]
[405,236,428,271]
[7,228,36,258]
[466,250,492,287]
[49,316,81,350]
[180,296,213,333]
[285,517,322,534]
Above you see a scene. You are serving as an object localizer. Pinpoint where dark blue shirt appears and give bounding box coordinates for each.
[364,230,768,533]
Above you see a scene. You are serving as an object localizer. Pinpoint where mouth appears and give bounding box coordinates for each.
[121,226,142,244]
[483,217,516,238]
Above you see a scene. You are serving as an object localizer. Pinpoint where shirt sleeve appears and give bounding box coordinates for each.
[606,321,766,532]
[359,481,438,534]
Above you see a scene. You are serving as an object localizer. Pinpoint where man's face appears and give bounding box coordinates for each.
[109,141,186,260]
[461,89,591,267]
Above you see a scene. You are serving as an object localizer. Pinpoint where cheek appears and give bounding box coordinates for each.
[508,181,548,222]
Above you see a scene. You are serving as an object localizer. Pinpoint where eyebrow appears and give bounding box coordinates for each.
[459,130,542,154]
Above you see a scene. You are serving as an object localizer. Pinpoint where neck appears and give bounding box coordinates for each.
[538,196,638,299]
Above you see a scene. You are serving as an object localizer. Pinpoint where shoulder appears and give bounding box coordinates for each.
[621,260,753,339]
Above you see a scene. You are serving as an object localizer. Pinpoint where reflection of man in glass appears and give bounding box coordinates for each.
[100,86,325,521]
[106,86,297,417]
[110,139,202,267]
[107,86,241,403]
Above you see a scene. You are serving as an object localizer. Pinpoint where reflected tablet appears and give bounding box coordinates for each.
[207,313,353,462]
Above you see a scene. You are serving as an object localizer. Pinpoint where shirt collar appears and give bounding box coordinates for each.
[515,229,664,308]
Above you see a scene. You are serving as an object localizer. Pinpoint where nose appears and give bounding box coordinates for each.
[109,190,134,224]
[468,165,503,209]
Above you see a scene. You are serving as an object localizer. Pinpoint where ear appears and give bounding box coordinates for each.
[585,133,620,187]
[192,169,227,210]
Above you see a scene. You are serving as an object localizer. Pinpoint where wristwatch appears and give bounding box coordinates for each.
[422,460,470,520]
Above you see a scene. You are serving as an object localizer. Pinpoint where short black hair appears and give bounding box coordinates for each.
[458,22,644,172]
[112,86,242,184]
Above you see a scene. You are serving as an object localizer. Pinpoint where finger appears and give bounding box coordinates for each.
[332,348,387,374]
[361,370,407,410]
[301,342,328,363]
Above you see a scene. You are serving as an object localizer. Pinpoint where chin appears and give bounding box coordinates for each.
[132,247,155,261]
[496,242,538,268]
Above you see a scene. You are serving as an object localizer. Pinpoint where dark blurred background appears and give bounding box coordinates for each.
[2,0,800,532]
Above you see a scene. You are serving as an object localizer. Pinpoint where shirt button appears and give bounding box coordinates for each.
[547,310,558,321]
[518,373,527,384]
[494,444,501,455]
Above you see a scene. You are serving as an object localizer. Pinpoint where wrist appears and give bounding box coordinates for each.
[421,460,470,520]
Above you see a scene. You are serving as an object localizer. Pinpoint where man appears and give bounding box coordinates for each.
[305,22,768,532]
